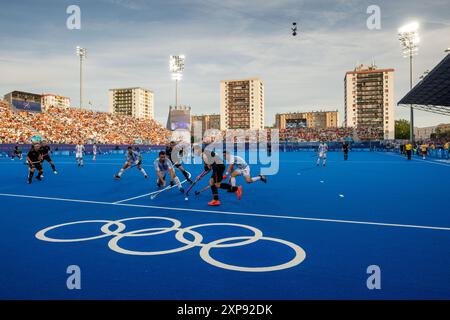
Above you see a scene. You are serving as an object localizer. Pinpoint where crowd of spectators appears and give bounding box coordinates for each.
[0,101,170,145]
[278,126,384,142]
[201,126,384,144]
[0,99,417,145]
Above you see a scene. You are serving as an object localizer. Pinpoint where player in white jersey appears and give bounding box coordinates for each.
[92,143,97,161]
[317,141,328,166]
[222,151,267,194]
[75,141,85,167]
[115,146,148,180]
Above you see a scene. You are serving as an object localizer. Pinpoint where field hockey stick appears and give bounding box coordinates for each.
[24,160,41,166]
[150,183,174,200]
[150,171,192,200]
[129,162,141,169]
[195,185,211,196]
[185,169,210,197]
[194,176,231,196]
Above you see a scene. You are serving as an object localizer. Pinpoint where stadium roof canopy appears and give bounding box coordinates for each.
[398,53,450,116]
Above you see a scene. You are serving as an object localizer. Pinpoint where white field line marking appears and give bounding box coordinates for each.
[282,160,408,164]
[112,192,153,204]
[1,193,450,232]
[379,152,450,168]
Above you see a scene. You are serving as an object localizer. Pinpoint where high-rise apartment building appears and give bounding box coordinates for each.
[275,111,339,129]
[41,94,71,110]
[220,78,264,130]
[108,87,154,119]
[191,114,221,135]
[344,64,395,139]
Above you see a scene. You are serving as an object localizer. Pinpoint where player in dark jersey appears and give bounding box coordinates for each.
[203,150,242,206]
[11,145,23,161]
[166,141,193,184]
[342,141,350,161]
[26,143,44,184]
[39,141,57,174]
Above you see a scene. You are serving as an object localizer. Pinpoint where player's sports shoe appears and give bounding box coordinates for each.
[208,199,221,206]
[187,178,193,184]
[170,180,175,187]
[114,175,121,180]
[260,175,267,183]
[236,186,243,200]
[27,179,32,184]
[179,188,184,193]
[36,175,42,181]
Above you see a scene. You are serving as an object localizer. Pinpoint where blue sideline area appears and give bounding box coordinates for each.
[0,151,449,299]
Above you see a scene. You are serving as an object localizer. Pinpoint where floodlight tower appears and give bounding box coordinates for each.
[169,55,185,107]
[76,46,87,109]
[398,22,420,144]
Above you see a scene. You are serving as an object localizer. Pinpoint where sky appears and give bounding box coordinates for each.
[0,0,449,127]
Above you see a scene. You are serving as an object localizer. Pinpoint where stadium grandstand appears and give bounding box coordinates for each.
[398,53,450,116]
[0,100,170,144]
[277,127,382,142]
[1,97,387,145]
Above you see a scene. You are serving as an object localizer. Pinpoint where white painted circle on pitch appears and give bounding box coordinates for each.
[108,227,203,256]
[200,236,306,272]
[102,216,181,237]
[35,220,126,242]
[176,223,263,248]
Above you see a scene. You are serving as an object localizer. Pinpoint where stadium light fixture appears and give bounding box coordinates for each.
[169,55,185,106]
[445,48,450,53]
[398,22,419,144]
[76,46,87,110]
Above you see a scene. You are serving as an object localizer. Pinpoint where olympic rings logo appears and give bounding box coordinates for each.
[35,217,306,272]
